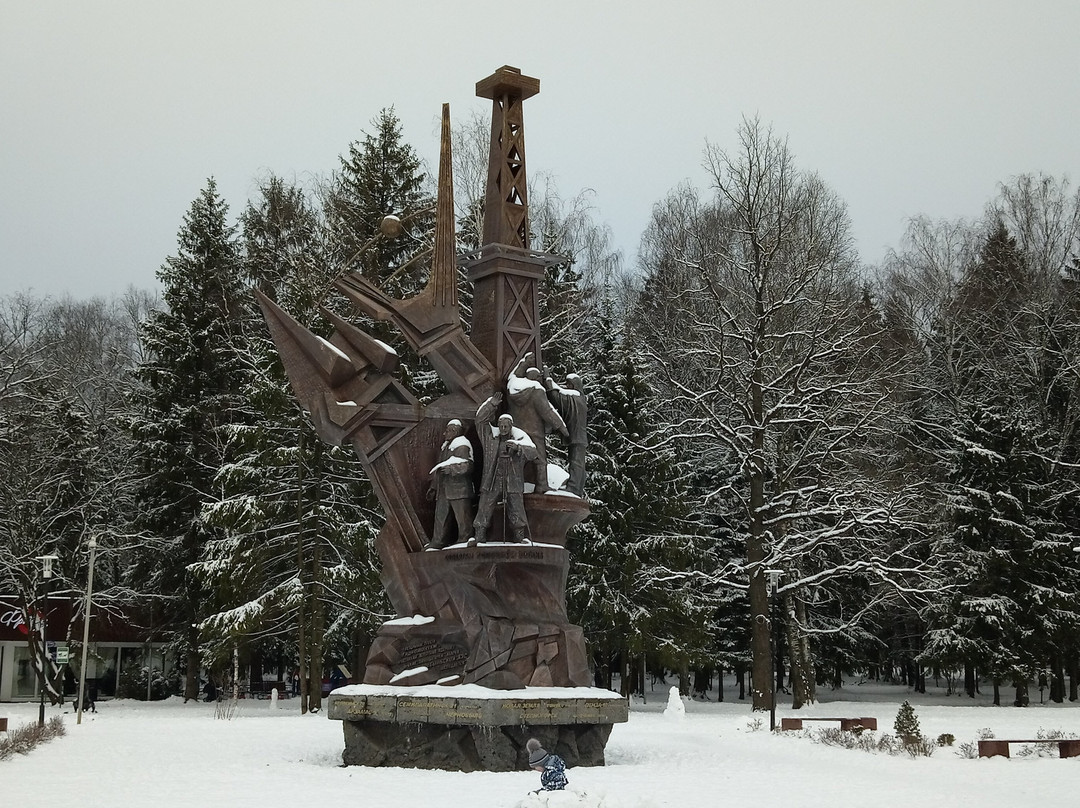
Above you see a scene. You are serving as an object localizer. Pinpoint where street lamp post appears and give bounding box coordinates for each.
[77,537,98,725]
[36,553,59,727]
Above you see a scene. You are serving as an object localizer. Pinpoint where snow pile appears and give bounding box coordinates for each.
[513,789,643,808]
[4,681,1080,807]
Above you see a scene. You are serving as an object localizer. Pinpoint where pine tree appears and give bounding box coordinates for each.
[131,178,250,701]
[923,405,1077,705]
[195,176,386,712]
[323,108,440,401]
[568,301,706,694]
[324,107,434,298]
[893,700,921,745]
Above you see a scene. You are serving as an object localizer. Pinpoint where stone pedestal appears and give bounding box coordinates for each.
[364,537,592,690]
[328,685,628,771]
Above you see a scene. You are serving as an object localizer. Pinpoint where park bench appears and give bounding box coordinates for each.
[978,738,1080,758]
[780,716,877,732]
[249,681,287,699]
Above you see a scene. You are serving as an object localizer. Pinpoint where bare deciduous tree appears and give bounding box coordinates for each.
[635,119,934,710]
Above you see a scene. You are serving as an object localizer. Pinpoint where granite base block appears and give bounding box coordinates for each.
[329,688,628,771]
[340,720,615,771]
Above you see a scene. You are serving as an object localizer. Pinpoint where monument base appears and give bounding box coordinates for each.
[328,684,628,771]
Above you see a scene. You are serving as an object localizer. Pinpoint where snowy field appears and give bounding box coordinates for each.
[3,681,1080,807]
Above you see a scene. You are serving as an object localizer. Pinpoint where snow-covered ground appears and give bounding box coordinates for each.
[3,680,1079,807]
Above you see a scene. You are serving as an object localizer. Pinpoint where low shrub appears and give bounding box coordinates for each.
[116,665,173,701]
[956,741,979,759]
[1016,728,1079,758]
[0,716,66,761]
[813,727,934,757]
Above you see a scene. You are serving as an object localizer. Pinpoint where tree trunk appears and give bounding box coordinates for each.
[231,645,240,701]
[747,290,772,713]
[993,679,1001,706]
[964,661,976,698]
[296,427,311,715]
[619,650,631,699]
[1050,658,1065,704]
[788,594,815,708]
[1069,653,1079,702]
[1013,678,1030,707]
[307,537,325,713]
[183,650,199,702]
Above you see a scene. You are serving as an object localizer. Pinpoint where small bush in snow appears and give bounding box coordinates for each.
[1016,728,1078,758]
[117,665,173,701]
[745,718,764,732]
[0,715,65,761]
[976,727,995,740]
[215,698,240,721]
[904,735,937,758]
[936,733,955,746]
[812,728,933,757]
[956,741,979,759]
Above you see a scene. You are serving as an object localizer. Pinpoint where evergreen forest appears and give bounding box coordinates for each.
[4,110,1080,713]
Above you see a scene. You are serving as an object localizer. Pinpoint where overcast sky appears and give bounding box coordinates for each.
[3,0,1079,299]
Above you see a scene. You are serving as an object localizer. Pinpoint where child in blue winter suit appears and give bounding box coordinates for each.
[526,738,568,791]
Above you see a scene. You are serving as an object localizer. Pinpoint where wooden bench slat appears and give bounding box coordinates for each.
[978,738,1080,758]
[780,716,877,731]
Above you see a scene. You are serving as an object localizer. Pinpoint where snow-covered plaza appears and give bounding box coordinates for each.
[3,682,1076,807]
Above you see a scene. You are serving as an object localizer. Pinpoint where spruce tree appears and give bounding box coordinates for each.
[924,405,1076,705]
[893,700,921,745]
[324,108,439,401]
[324,107,433,298]
[195,176,385,712]
[131,178,250,700]
[568,301,706,694]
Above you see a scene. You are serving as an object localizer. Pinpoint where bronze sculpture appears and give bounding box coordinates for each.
[427,419,474,549]
[256,67,589,691]
[258,66,623,771]
[547,373,587,496]
[507,352,568,493]
[472,394,537,544]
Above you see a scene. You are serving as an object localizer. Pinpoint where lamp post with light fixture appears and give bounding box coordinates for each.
[36,553,59,727]
[77,536,98,725]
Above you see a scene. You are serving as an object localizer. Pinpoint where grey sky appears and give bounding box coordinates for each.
[3,0,1078,299]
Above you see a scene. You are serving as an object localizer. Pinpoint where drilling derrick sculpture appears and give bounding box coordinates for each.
[256,66,591,694]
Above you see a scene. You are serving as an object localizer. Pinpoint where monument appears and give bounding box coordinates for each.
[256,65,627,771]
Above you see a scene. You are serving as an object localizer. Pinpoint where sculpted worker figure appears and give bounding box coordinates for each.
[546,372,587,496]
[472,393,537,544]
[507,351,567,493]
[426,419,474,549]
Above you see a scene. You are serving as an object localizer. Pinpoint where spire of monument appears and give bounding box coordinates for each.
[476,65,540,250]
[430,102,457,308]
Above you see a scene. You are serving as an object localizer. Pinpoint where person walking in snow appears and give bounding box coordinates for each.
[526,738,568,792]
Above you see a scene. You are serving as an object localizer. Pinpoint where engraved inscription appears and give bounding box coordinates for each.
[444,548,548,563]
[397,640,468,674]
